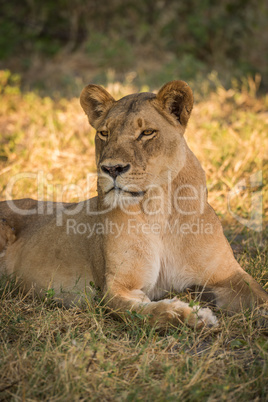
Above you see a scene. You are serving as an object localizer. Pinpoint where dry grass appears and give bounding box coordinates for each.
[1,275,268,401]
[0,70,268,400]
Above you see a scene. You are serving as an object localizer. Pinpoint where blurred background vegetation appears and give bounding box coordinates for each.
[0,0,267,96]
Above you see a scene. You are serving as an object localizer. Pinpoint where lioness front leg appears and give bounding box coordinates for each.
[197,247,268,313]
[103,226,218,330]
[105,278,218,330]
[209,266,268,313]
[183,217,268,314]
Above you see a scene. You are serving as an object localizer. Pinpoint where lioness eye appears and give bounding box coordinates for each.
[98,131,108,138]
[137,129,157,141]
[142,129,155,136]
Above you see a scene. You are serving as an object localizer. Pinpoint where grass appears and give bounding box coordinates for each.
[0,70,268,400]
[1,271,268,401]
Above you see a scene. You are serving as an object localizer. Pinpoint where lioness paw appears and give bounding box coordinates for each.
[191,306,218,329]
[156,298,218,329]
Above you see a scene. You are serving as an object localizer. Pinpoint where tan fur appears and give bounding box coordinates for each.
[0,81,267,329]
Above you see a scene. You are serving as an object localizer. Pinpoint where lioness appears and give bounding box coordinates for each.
[0,81,267,329]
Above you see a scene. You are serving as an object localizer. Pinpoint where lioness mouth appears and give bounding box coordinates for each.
[106,187,145,197]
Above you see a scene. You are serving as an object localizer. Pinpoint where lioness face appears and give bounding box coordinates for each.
[80,81,194,208]
[95,95,187,208]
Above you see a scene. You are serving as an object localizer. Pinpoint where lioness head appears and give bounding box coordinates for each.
[80,81,194,209]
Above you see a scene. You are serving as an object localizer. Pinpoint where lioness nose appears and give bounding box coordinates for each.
[101,164,130,179]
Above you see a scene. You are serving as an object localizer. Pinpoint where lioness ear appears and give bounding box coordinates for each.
[80,84,115,128]
[157,80,194,127]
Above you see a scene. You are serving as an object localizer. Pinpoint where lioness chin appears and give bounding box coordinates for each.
[0,80,267,330]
